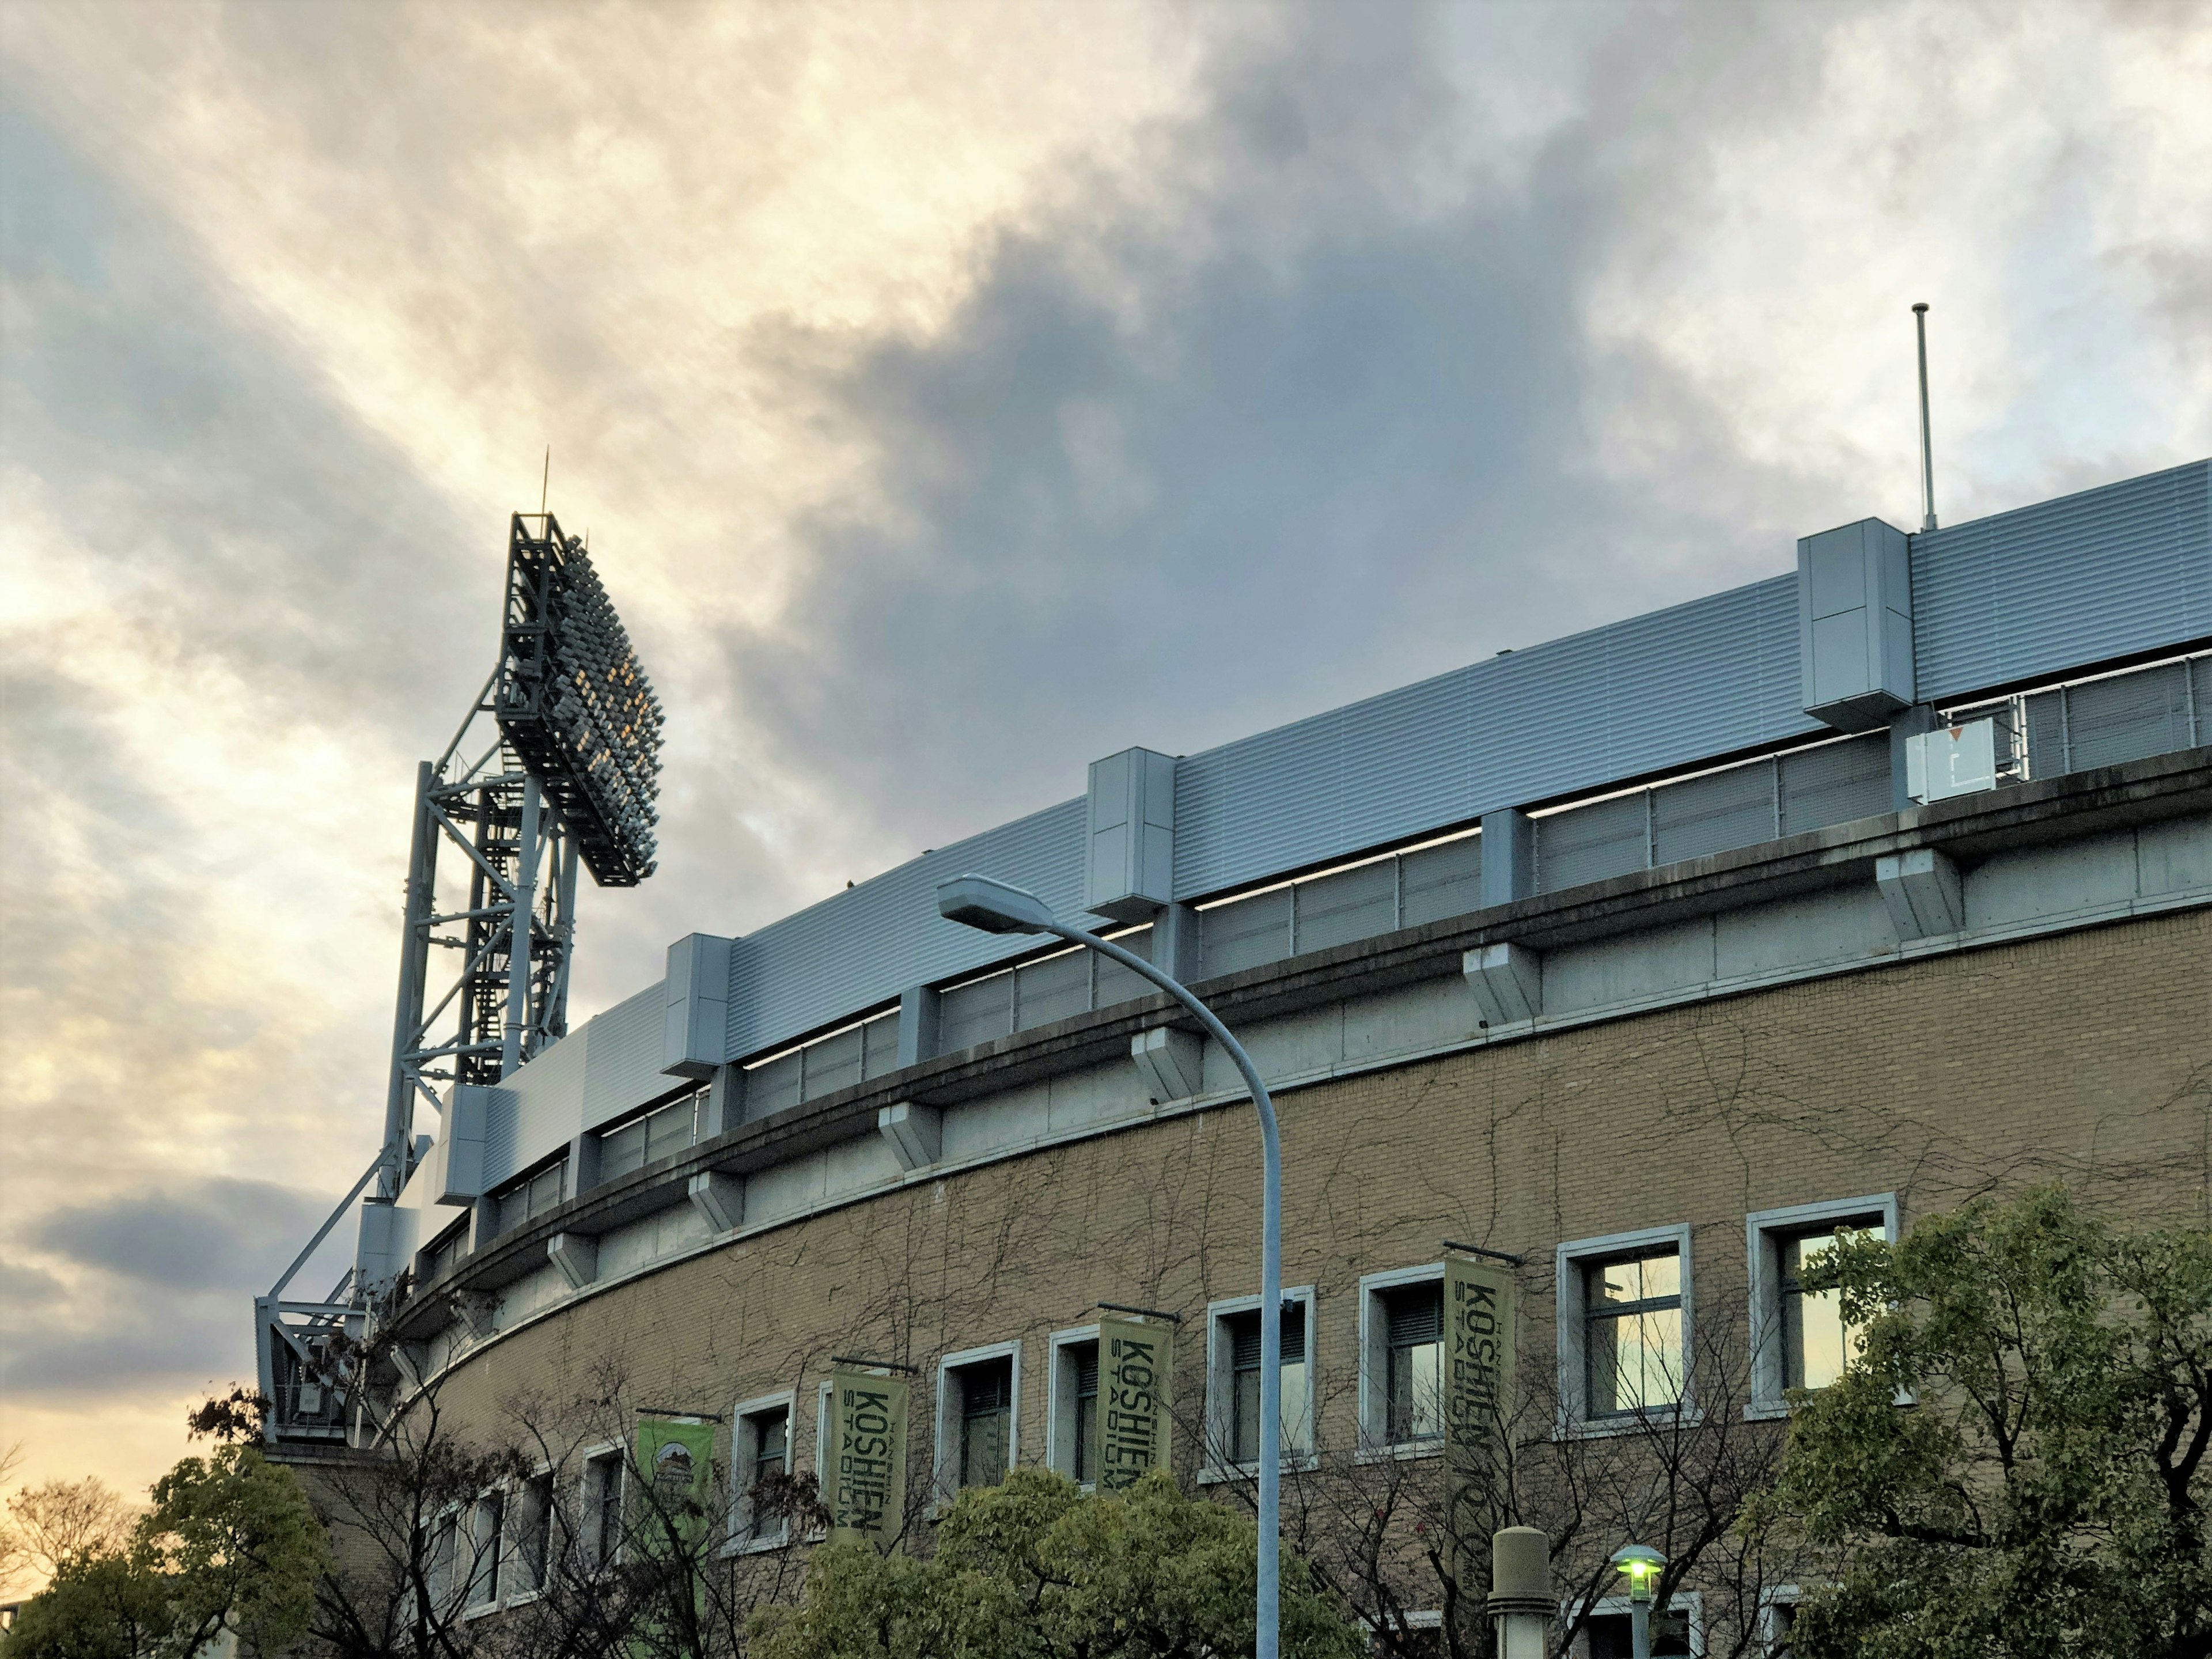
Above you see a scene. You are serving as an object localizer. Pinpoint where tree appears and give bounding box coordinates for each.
[3,1477,140,1593]
[1753,1185,2212,1659]
[747,1468,1364,1659]
[2,1435,327,1659]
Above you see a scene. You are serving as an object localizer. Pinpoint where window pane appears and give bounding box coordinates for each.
[1232,1362,1261,1465]
[1071,1342,1100,1484]
[1590,1305,1683,1414]
[1279,1358,1311,1455]
[957,1361,1013,1488]
[1782,1230,1865,1391]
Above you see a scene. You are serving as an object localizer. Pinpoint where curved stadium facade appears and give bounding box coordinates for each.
[272,460,2210,1654]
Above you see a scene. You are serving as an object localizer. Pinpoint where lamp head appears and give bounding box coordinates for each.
[1609,1543,1665,1603]
[937,874,1056,935]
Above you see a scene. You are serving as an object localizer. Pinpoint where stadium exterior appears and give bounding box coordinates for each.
[270,460,2210,1653]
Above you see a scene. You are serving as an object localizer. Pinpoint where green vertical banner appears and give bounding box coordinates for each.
[828,1370,909,1548]
[1443,1255,1516,1589]
[1096,1316,1173,1490]
[635,1417,717,1551]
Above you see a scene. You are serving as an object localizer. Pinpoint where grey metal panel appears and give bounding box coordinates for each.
[2025,690,2067,781]
[579,983,669,1132]
[938,971,1013,1053]
[2195,657,2212,744]
[1016,949,1090,1032]
[479,1022,587,1190]
[1294,860,1397,953]
[1652,760,1777,866]
[1777,734,1891,835]
[1912,460,2211,702]
[861,1012,902,1082]
[1399,835,1482,927]
[744,1052,801,1120]
[802,1024,863,1099]
[1092,925,1155,1008]
[1536,793,1647,892]
[1171,574,1817,900]
[2067,662,2194,772]
[1202,886,1293,977]
[725,797,1088,1063]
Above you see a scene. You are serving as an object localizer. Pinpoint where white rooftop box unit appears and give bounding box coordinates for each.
[1906,718,2012,804]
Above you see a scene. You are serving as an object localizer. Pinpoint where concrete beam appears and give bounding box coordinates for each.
[1131,1026,1205,1103]
[1876,847,1965,939]
[1464,942,1542,1026]
[877,1102,942,1172]
[897,985,941,1068]
[547,1232,599,1290]
[687,1171,745,1233]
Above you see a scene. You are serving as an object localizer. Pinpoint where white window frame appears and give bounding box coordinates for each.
[505,1462,554,1605]
[425,1504,465,1618]
[1759,1585,1804,1656]
[1357,1263,1445,1460]
[1569,1589,1705,1657]
[1365,1607,1442,1654]
[1555,1223,1696,1437]
[934,1340,1022,1502]
[578,1442,625,1570]
[808,1381,836,1541]
[1046,1323,1101,1487]
[464,1488,506,1616]
[1200,1285,1319,1481]
[1745,1194,1898,1419]
[725,1389,798,1554]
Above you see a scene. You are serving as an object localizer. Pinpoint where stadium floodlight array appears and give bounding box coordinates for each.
[495,512,665,887]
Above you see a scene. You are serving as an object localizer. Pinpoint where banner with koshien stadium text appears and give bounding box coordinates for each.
[827,1370,908,1548]
[1442,1254,1516,1581]
[1095,1316,1173,1490]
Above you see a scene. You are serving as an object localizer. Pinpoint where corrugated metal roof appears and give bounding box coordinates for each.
[485,459,2208,1109]
[1912,460,2211,701]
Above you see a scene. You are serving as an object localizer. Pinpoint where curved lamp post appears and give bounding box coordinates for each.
[936,874,1285,1659]
[1609,1543,1667,1659]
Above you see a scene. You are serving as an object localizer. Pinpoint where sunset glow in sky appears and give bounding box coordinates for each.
[2,0,2207,1512]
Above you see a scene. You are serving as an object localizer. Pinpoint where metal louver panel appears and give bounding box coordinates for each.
[1294,861,1397,953]
[1384,1285,1443,1347]
[938,972,1014,1054]
[1231,1302,1307,1368]
[1912,460,2211,703]
[2066,662,2194,771]
[1652,760,1778,866]
[1399,835,1482,927]
[743,1051,801,1120]
[1092,926,1155,1007]
[2024,690,2067,780]
[861,1013,902,1081]
[1536,793,1648,893]
[1016,949,1090,1032]
[2195,657,2212,743]
[1203,888,1293,978]
[802,1025,863,1099]
[1777,734,1891,835]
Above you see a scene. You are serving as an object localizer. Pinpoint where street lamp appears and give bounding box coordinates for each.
[936,874,1286,1659]
[1487,1527,1551,1658]
[1609,1543,1667,1659]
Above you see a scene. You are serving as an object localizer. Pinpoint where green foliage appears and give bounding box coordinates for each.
[747,1468,1365,1659]
[1752,1185,2212,1659]
[2,1447,327,1659]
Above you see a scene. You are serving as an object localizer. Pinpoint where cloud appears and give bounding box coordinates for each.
[0,0,2206,1500]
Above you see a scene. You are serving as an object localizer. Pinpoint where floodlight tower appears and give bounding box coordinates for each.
[255,512,662,1445]
[376,511,665,1200]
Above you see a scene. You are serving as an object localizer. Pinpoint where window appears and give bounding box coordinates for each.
[730,1393,795,1548]
[1762,1592,1801,1659]
[1358,1267,1445,1454]
[427,1513,460,1612]
[1047,1329,1102,1485]
[514,1472,552,1596]
[1556,1225,1694,1431]
[597,1093,701,1183]
[495,1160,567,1238]
[1586,1251,1683,1415]
[1581,1599,1696,1657]
[582,1449,624,1567]
[1748,1195,1898,1416]
[935,1343,1021,1498]
[467,1493,503,1608]
[1205,1289,1316,1472]
[1367,1609,1444,1656]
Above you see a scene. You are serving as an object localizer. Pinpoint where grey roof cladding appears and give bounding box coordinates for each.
[1911,459,2210,701]
[1170,572,1814,899]
[724,797,1088,1061]
[518,459,2209,1101]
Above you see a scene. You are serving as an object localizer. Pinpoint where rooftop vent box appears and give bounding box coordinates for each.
[1798,517,1916,730]
[1086,747,1176,923]
[1906,717,2016,803]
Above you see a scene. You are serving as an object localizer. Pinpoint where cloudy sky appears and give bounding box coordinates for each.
[1,0,2205,1506]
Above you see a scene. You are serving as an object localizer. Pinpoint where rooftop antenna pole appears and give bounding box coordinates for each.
[1912,303,1937,533]
[541,448,551,516]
